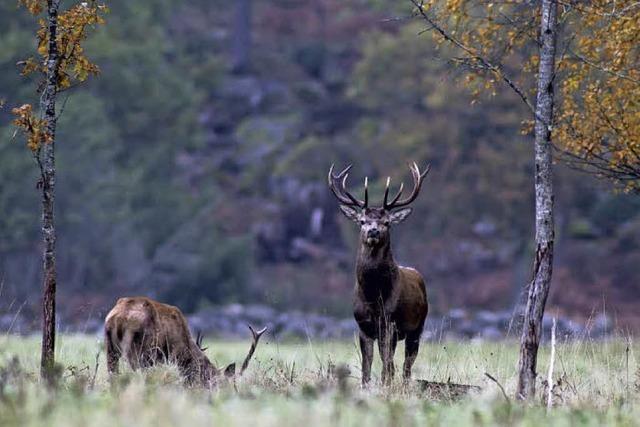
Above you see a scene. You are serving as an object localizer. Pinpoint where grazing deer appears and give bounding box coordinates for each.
[328,163,429,385]
[104,297,266,385]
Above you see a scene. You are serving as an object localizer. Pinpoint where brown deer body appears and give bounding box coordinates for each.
[104,296,266,385]
[329,163,429,385]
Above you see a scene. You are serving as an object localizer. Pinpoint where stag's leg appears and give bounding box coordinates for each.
[105,328,121,376]
[378,322,397,385]
[403,330,421,382]
[120,330,141,371]
[359,332,374,386]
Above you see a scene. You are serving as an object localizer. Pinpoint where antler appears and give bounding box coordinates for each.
[239,324,268,375]
[328,164,368,209]
[195,330,208,352]
[383,162,430,210]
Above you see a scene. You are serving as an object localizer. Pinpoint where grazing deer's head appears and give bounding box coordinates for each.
[328,162,429,248]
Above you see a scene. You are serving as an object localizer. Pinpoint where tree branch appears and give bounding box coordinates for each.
[410,0,537,117]
[569,49,640,85]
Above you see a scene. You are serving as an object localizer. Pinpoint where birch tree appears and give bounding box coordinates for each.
[410,0,558,399]
[12,0,106,380]
[411,0,640,398]
[517,0,557,399]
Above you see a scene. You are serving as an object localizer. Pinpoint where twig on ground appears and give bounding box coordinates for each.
[90,350,100,390]
[626,337,631,402]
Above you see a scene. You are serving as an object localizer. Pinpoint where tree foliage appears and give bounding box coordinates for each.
[12,0,107,152]
[1,0,639,325]
[557,1,640,190]
[20,1,107,87]
[413,0,640,191]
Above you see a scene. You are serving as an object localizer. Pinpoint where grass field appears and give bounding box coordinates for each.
[0,334,638,426]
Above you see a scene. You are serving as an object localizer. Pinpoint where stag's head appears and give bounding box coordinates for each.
[328,162,430,248]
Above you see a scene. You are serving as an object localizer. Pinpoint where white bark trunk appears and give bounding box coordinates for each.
[516,0,558,400]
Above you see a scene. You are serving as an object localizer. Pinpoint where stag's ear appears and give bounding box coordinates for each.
[339,205,360,222]
[224,363,236,377]
[389,207,413,224]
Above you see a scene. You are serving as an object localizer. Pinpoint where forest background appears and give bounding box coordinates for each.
[2,0,638,332]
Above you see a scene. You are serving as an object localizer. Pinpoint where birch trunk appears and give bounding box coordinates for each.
[40,0,60,379]
[516,0,557,400]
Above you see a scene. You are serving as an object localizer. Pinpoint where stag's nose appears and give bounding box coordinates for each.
[367,229,380,239]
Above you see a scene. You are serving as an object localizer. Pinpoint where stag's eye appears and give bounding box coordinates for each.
[359,219,366,225]
[383,220,390,226]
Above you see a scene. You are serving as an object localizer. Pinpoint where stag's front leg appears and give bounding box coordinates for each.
[378,321,397,385]
[359,332,374,386]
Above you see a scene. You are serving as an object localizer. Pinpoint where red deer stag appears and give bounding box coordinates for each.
[104,297,266,385]
[328,163,429,385]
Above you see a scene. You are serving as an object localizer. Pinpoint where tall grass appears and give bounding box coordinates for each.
[0,334,637,426]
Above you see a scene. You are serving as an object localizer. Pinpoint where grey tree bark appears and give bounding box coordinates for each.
[40,0,60,379]
[232,0,252,73]
[410,0,559,401]
[516,0,558,400]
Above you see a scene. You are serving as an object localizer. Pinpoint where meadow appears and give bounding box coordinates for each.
[0,334,638,426]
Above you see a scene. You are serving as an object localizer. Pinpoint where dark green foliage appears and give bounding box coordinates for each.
[1,0,639,322]
[0,0,236,309]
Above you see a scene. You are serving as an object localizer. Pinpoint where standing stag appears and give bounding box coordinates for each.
[328,163,429,385]
[105,297,266,385]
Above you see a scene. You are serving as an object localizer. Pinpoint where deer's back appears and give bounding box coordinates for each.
[105,297,195,357]
[105,296,156,334]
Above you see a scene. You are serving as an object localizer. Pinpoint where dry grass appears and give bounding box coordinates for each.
[0,334,638,426]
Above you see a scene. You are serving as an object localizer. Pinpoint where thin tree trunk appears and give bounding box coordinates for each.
[40,0,60,380]
[516,0,557,400]
[232,0,252,73]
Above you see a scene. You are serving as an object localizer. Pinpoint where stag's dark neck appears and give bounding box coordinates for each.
[356,241,398,301]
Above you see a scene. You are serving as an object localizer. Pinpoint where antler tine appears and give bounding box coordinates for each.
[385,162,430,210]
[328,163,352,180]
[384,181,404,209]
[342,172,368,208]
[419,162,431,179]
[383,177,390,207]
[328,164,355,205]
[383,176,406,210]
[195,330,208,352]
[363,176,369,208]
[248,324,268,337]
[327,163,366,208]
[341,173,366,207]
[240,324,268,375]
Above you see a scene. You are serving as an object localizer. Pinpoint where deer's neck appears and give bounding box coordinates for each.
[356,241,398,300]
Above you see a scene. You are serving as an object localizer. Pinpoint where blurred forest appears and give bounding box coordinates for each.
[1,0,639,329]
